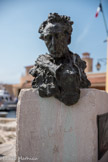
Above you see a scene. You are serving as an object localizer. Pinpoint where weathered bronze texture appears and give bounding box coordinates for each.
[97,113,108,160]
[29,13,91,106]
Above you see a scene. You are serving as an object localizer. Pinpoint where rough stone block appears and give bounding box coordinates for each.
[16,89,108,162]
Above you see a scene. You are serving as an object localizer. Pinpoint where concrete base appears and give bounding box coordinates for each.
[16,89,108,162]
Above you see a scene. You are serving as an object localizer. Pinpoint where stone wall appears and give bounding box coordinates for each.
[16,89,108,162]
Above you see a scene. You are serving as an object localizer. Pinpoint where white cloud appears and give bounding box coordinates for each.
[76,25,90,43]
[76,17,94,43]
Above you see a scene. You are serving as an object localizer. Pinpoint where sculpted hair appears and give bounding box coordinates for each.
[38,13,74,37]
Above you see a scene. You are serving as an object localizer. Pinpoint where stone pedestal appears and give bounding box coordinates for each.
[16,89,108,162]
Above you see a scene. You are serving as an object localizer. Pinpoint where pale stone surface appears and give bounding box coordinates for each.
[0,118,16,162]
[16,88,108,162]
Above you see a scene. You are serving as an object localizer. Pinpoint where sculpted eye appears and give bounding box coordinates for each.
[64,30,69,35]
[55,33,58,39]
[49,35,52,40]
[44,35,52,40]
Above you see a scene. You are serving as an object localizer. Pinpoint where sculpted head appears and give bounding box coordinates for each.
[38,13,74,58]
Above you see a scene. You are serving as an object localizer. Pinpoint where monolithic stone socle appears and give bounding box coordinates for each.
[16,88,108,162]
[29,13,91,105]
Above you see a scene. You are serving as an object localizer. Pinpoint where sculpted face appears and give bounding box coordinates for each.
[41,22,70,58]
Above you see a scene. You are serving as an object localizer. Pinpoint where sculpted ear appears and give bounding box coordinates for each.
[68,36,71,44]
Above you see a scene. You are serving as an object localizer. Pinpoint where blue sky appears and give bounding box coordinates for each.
[0,0,108,84]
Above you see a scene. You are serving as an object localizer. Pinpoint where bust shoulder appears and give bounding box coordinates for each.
[72,53,86,69]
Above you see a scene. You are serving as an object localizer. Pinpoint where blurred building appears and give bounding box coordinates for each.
[2,53,106,97]
[82,52,93,72]
[82,52,105,90]
[3,66,33,97]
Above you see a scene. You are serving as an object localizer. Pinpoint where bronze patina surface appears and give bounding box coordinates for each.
[97,113,108,160]
[29,13,91,106]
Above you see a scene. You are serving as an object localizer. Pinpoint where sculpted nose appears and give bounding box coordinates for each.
[51,37,55,46]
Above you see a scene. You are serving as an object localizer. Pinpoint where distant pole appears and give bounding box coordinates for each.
[100,1,108,92]
[106,37,108,92]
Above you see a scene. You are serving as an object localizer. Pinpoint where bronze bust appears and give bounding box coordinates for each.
[29,13,91,106]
